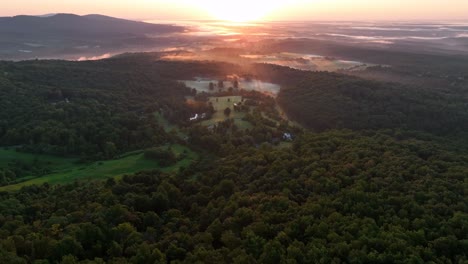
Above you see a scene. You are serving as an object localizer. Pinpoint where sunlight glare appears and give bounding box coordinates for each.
[195,0,285,22]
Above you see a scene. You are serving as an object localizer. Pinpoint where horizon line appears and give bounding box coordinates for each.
[2,13,468,23]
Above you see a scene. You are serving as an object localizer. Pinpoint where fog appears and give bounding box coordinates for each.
[2,19,467,63]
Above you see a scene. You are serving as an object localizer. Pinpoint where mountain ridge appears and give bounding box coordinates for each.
[0,13,186,60]
[0,13,184,36]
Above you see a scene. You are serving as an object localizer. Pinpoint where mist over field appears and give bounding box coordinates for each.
[2,16,468,62]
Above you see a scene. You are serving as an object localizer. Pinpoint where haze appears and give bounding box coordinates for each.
[2,0,468,21]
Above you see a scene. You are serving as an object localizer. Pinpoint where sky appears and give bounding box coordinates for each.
[2,0,468,21]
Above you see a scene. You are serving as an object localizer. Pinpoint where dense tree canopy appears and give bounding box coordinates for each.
[243,64,468,135]
[0,59,195,160]
[0,130,466,263]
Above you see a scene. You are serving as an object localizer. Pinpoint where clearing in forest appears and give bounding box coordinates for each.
[0,145,197,191]
[201,96,252,129]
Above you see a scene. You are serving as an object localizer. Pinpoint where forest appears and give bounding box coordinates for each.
[217,63,468,136]
[0,54,467,263]
[0,59,195,160]
[0,130,467,263]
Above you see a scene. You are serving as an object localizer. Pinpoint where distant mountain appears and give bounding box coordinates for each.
[36,13,58,18]
[0,13,184,38]
[0,13,186,60]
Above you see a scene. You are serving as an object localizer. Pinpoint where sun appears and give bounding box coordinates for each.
[196,0,283,22]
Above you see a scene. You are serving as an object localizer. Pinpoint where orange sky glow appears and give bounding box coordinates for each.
[2,0,468,22]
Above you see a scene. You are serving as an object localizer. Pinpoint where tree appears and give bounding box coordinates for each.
[130,243,165,264]
[224,107,232,117]
[221,231,242,250]
[103,141,117,159]
[144,147,178,167]
[259,240,286,264]
[60,255,78,264]
[233,78,239,89]
[54,237,83,260]
[112,223,142,253]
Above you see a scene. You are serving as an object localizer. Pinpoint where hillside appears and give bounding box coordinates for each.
[232,63,468,135]
[0,14,185,60]
[0,130,467,263]
[0,14,184,38]
[0,58,195,160]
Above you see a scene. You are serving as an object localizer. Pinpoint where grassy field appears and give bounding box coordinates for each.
[0,144,197,191]
[312,58,366,72]
[183,79,216,94]
[241,53,371,72]
[183,79,281,97]
[0,148,76,169]
[154,112,178,133]
[154,112,188,139]
[200,96,253,129]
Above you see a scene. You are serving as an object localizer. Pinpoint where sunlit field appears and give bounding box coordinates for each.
[200,96,253,129]
[183,78,281,96]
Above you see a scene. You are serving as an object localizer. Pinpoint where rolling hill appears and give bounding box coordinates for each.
[0,13,184,38]
[0,14,185,60]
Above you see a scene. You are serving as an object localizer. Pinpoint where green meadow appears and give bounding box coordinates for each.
[154,112,178,133]
[0,144,197,191]
[201,96,253,129]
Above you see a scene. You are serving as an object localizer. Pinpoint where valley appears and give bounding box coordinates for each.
[0,11,467,264]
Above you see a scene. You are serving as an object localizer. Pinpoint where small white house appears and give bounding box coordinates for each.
[189,114,199,121]
[190,113,207,121]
